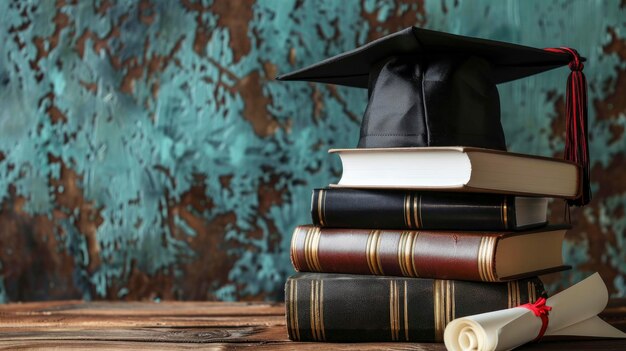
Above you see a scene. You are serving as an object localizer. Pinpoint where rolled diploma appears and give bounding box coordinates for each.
[444,273,626,351]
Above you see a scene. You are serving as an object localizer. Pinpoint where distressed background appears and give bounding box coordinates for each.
[0,0,625,303]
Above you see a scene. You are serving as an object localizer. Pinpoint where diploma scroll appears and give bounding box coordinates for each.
[444,273,626,351]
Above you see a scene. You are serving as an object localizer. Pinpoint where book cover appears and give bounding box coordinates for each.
[311,188,548,230]
[290,225,569,282]
[286,273,546,342]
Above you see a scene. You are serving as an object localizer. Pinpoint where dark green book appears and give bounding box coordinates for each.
[285,273,545,342]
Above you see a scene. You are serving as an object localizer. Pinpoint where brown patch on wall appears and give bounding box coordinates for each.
[256,174,285,253]
[604,28,626,61]
[49,10,70,51]
[361,0,426,41]
[120,57,145,95]
[111,265,178,300]
[591,154,626,200]
[0,153,107,301]
[139,0,156,25]
[182,0,254,61]
[79,81,98,95]
[263,62,277,79]
[571,208,619,296]
[243,172,286,243]
[326,85,361,123]
[288,47,296,66]
[0,190,82,301]
[210,0,255,62]
[48,105,68,124]
[235,71,277,137]
[95,0,113,16]
[595,29,626,121]
[169,178,238,300]
[311,85,324,121]
[544,155,626,295]
[49,158,103,273]
[74,26,121,60]
[27,4,70,76]
[608,124,625,145]
[548,94,566,146]
[181,0,212,56]
[594,68,626,121]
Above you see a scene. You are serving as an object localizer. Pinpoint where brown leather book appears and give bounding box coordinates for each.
[286,273,546,342]
[290,225,570,282]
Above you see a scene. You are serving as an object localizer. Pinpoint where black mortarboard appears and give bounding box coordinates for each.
[277,27,590,206]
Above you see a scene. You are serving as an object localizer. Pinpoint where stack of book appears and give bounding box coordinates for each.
[285,146,580,342]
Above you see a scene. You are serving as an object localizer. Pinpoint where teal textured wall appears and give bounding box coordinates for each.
[0,0,625,302]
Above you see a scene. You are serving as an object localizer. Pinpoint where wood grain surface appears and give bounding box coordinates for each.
[0,300,624,350]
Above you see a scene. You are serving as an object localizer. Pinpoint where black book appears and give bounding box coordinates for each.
[311,188,549,231]
[286,273,545,342]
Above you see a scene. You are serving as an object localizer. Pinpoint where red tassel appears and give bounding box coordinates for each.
[544,47,591,206]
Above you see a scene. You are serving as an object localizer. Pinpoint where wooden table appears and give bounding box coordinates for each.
[0,300,624,350]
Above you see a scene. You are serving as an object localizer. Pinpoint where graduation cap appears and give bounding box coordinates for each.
[277,27,590,206]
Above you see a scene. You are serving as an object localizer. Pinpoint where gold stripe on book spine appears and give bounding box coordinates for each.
[290,227,302,271]
[303,227,323,272]
[309,280,325,341]
[287,280,292,338]
[398,232,408,276]
[389,281,393,340]
[366,231,376,275]
[404,194,412,228]
[477,237,498,282]
[502,196,508,229]
[413,194,421,229]
[529,281,537,302]
[433,280,443,342]
[403,281,409,341]
[288,279,300,340]
[507,281,512,308]
[302,227,311,271]
[315,280,322,341]
[319,280,326,341]
[389,281,400,341]
[366,230,384,275]
[312,227,322,271]
[507,281,521,308]
[397,231,418,277]
[317,190,325,226]
[477,237,488,281]
[303,227,313,271]
[394,281,400,341]
[376,232,384,275]
[487,237,496,281]
[409,232,420,278]
[448,281,455,328]
[434,280,455,342]
[309,280,316,340]
[322,190,327,227]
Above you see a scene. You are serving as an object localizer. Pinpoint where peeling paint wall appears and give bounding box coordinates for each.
[0,0,625,302]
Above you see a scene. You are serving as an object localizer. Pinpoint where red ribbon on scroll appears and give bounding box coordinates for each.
[519,297,553,342]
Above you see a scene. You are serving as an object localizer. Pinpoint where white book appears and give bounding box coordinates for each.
[330,147,581,198]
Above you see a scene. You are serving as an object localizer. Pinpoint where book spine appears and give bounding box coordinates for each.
[311,189,516,230]
[286,273,545,342]
[291,226,503,282]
